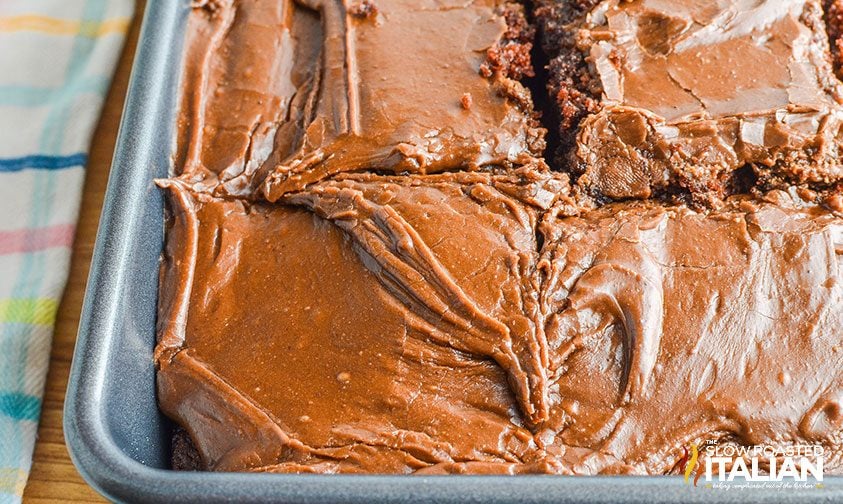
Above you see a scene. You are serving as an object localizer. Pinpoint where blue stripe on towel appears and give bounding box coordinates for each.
[0,154,87,172]
[0,393,41,422]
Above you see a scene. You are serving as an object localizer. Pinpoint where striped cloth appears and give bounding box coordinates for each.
[0,1,133,501]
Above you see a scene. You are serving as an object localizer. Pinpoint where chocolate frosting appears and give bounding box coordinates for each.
[156,0,843,478]
[157,172,566,472]
[157,177,843,474]
[174,0,544,200]
[571,0,843,204]
[538,191,843,473]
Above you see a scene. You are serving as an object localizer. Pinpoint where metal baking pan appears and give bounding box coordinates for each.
[63,0,843,502]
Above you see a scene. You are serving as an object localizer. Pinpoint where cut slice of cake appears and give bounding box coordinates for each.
[538,0,843,207]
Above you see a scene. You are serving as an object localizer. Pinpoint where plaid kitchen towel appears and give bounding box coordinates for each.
[0,1,133,501]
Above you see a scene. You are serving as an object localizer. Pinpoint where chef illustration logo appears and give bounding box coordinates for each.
[678,440,825,490]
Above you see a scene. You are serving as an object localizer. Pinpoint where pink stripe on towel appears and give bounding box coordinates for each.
[0,224,75,255]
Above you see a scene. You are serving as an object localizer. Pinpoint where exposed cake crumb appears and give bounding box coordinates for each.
[460,93,472,110]
[825,0,843,77]
[349,0,378,19]
[171,428,204,471]
[480,3,535,81]
[534,0,601,163]
[538,0,843,207]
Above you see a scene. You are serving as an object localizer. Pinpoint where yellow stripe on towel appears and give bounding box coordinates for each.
[0,298,58,326]
[0,468,27,495]
[0,15,130,37]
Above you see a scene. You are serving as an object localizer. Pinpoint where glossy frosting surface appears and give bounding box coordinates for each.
[156,0,843,476]
[174,0,543,200]
[158,177,843,473]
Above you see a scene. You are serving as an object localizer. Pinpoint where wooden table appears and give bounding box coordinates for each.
[22,3,144,502]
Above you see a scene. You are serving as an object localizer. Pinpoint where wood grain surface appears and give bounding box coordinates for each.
[22,2,144,501]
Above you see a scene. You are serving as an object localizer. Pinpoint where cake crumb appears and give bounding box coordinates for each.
[461,93,473,110]
[825,0,843,77]
[171,428,203,471]
[479,3,535,80]
[349,0,378,19]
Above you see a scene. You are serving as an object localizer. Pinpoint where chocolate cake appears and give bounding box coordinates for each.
[538,191,843,473]
[538,0,843,207]
[175,0,544,199]
[156,0,843,476]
